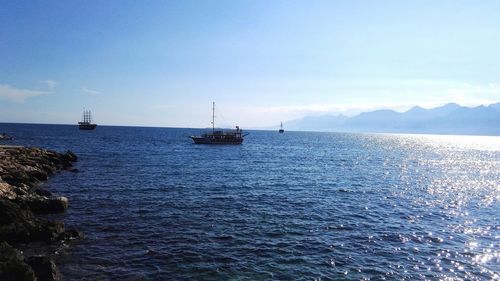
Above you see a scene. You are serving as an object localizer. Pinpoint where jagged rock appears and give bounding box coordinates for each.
[0,199,35,225]
[0,181,16,199]
[0,242,36,281]
[58,228,84,241]
[31,220,66,244]
[0,198,65,244]
[0,146,79,278]
[26,256,60,281]
[0,146,77,190]
[51,197,69,212]
[1,169,37,188]
[1,197,72,245]
[34,188,52,197]
[13,183,30,196]
[22,196,69,214]
[0,199,37,244]
[64,150,78,162]
[30,168,49,181]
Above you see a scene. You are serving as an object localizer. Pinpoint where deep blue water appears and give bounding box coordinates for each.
[2,123,499,280]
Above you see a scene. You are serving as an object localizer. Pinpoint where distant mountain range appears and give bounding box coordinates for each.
[283,102,500,135]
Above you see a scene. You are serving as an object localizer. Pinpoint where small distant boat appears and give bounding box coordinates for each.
[0,133,13,140]
[78,110,97,130]
[279,122,284,133]
[190,102,247,145]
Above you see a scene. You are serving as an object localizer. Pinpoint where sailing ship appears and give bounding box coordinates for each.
[190,102,247,144]
[78,110,97,130]
[279,122,284,133]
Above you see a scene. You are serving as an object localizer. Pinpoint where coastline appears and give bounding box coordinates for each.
[0,145,79,280]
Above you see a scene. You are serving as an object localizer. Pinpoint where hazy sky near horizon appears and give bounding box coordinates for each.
[1,0,500,127]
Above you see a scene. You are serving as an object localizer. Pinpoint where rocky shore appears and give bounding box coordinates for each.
[0,146,79,281]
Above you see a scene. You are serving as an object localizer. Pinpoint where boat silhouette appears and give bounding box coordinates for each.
[190,102,247,144]
[279,121,284,133]
[78,110,97,130]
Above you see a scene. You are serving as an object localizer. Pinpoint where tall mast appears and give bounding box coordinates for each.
[212,102,215,133]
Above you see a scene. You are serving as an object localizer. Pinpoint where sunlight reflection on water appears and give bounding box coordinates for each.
[390,133,500,280]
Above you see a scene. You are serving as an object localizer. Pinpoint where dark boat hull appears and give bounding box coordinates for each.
[79,124,97,130]
[191,136,243,145]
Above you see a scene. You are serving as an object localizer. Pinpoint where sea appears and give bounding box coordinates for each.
[1,123,499,280]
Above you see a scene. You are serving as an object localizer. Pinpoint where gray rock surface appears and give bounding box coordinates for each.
[0,146,78,280]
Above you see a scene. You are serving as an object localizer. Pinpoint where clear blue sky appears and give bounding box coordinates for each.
[1,0,499,127]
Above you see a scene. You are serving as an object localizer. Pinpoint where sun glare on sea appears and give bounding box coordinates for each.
[391,132,500,209]
[397,133,500,152]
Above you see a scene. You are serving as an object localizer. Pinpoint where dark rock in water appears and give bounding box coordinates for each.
[63,150,78,162]
[0,242,36,281]
[32,221,66,244]
[34,188,52,197]
[66,168,79,173]
[48,197,68,213]
[23,196,69,214]
[26,256,60,281]
[58,228,83,241]
[59,151,77,169]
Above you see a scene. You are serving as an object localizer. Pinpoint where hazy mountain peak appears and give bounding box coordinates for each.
[283,101,500,135]
[434,102,461,112]
[357,109,398,117]
[412,105,424,109]
[406,105,426,113]
[488,102,500,112]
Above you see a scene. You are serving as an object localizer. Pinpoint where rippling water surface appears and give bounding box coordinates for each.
[3,124,499,280]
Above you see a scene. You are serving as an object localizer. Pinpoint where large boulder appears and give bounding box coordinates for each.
[0,181,17,199]
[0,199,67,244]
[33,188,52,197]
[22,196,69,214]
[0,199,37,244]
[61,150,78,165]
[26,256,60,281]
[31,220,66,243]
[1,168,36,188]
[0,242,36,281]
[58,228,83,241]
